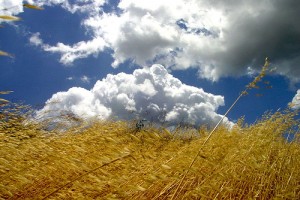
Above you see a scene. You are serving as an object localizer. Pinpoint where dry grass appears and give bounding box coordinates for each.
[1,101,300,199]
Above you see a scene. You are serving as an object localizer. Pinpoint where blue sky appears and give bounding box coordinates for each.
[1,0,300,127]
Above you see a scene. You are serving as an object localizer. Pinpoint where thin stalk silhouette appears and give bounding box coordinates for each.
[171,58,270,200]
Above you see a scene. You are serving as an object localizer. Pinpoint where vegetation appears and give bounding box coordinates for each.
[0,60,300,199]
[0,102,299,199]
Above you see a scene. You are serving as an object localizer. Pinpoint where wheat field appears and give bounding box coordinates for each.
[0,100,299,199]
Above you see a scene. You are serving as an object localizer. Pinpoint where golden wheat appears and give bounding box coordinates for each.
[0,102,299,199]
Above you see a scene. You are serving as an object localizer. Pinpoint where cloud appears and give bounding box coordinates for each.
[10,0,299,83]
[91,0,300,82]
[29,33,107,65]
[0,0,23,15]
[37,87,112,122]
[43,37,107,65]
[80,75,90,83]
[37,64,232,127]
[29,32,43,46]
[290,90,300,110]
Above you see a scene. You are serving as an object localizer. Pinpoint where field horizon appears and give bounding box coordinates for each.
[1,101,299,199]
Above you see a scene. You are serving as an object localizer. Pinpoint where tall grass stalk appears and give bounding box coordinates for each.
[171,58,270,199]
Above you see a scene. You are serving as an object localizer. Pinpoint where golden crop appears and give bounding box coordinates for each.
[0,101,299,199]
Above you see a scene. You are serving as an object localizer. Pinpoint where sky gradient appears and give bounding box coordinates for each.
[1,0,299,127]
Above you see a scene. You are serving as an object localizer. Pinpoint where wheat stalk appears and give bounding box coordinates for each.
[41,153,131,199]
[170,58,270,200]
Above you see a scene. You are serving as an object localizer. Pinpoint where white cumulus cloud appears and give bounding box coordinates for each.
[86,0,300,82]
[290,90,300,110]
[7,0,300,83]
[37,64,232,127]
